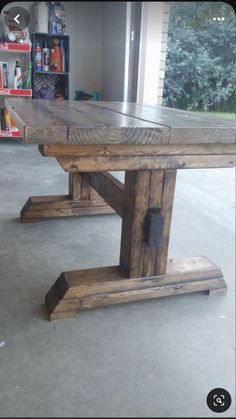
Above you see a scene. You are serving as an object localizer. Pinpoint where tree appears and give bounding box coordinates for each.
[163,2,236,112]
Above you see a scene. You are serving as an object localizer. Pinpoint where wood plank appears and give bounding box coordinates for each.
[6,98,168,144]
[6,99,68,143]
[69,126,170,145]
[119,169,176,278]
[89,101,235,129]
[44,256,226,320]
[39,143,236,157]
[142,170,164,276]
[20,195,114,223]
[120,171,151,277]
[7,98,235,145]
[154,170,177,275]
[57,154,235,172]
[5,101,26,138]
[68,172,101,201]
[86,172,124,217]
[80,174,90,200]
[68,172,82,201]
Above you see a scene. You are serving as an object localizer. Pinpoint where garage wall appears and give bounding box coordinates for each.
[66,2,103,99]
[101,2,127,101]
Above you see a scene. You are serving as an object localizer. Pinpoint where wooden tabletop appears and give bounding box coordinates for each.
[6,98,235,145]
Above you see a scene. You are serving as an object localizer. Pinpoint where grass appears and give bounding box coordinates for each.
[193,111,235,120]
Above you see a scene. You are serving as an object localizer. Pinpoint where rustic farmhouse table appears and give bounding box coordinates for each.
[6,98,236,320]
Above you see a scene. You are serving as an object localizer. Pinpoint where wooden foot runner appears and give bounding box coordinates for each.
[45,256,227,320]
[20,173,114,223]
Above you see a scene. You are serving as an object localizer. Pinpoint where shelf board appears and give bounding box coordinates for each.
[32,33,69,39]
[0,42,31,53]
[34,70,68,75]
[0,88,32,97]
[0,130,22,138]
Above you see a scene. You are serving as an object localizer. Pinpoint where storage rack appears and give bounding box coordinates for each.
[31,32,69,100]
[0,42,32,139]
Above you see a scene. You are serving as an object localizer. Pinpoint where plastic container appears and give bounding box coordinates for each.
[1,108,5,130]
[52,38,62,72]
[60,40,66,72]
[42,41,50,72]
[35,41,42,71]
[48,2,66,35]
[4,108,10,131]
[14,61,23,89]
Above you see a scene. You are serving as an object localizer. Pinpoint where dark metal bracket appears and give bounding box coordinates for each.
[144,208,164,247]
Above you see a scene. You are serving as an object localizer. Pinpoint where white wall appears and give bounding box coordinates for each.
[66,2,103,99]
[67,1,128,102]
[101,2,127,101]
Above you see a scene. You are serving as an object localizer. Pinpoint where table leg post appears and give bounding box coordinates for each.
[120,169,176,278]
[153,170,177,275]
[68,172,84,201]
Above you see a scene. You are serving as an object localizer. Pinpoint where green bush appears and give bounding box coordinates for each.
[163,2,236,112]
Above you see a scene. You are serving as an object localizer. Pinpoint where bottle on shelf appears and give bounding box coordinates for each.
[42,41,50,72]
[51,38,62,72]
[49,42,54,71]
[14,61,23,89]
[4,108,10,131]
[35,41,42,71]
[2,63,8,88]
[48,3,66,34]
[10,116,17,131]
[1,108,6,130]
[0,62,8,88]
[48,4,58,35]
[60,39,66,72]
[23,62,32,89]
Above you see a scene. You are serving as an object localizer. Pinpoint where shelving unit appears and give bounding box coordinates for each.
[31,33,69,100]
[0,130,21,138]
[34,70,69,75]
[0,43,31,53]
[0,88,32,96]
[0,42,32,140]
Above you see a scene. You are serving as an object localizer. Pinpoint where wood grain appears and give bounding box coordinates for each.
[45,256,227,320]
[20,194,114,223]
[39,143,236,157]
[119,169,176,279]
[6,98,235,145]
[142,170,164,276]
[90,101,235,129]
[154,170,177,275]
[86,172,124,217]
[57,154,235,172]
[68,172,82,201]
[120,171,151,277]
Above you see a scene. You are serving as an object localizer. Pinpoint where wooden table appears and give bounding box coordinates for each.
[6,98,236,320]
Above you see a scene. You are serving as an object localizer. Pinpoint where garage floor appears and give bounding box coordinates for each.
[0,140,235,417]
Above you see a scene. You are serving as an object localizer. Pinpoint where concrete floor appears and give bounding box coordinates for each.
[0,140,235,417]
